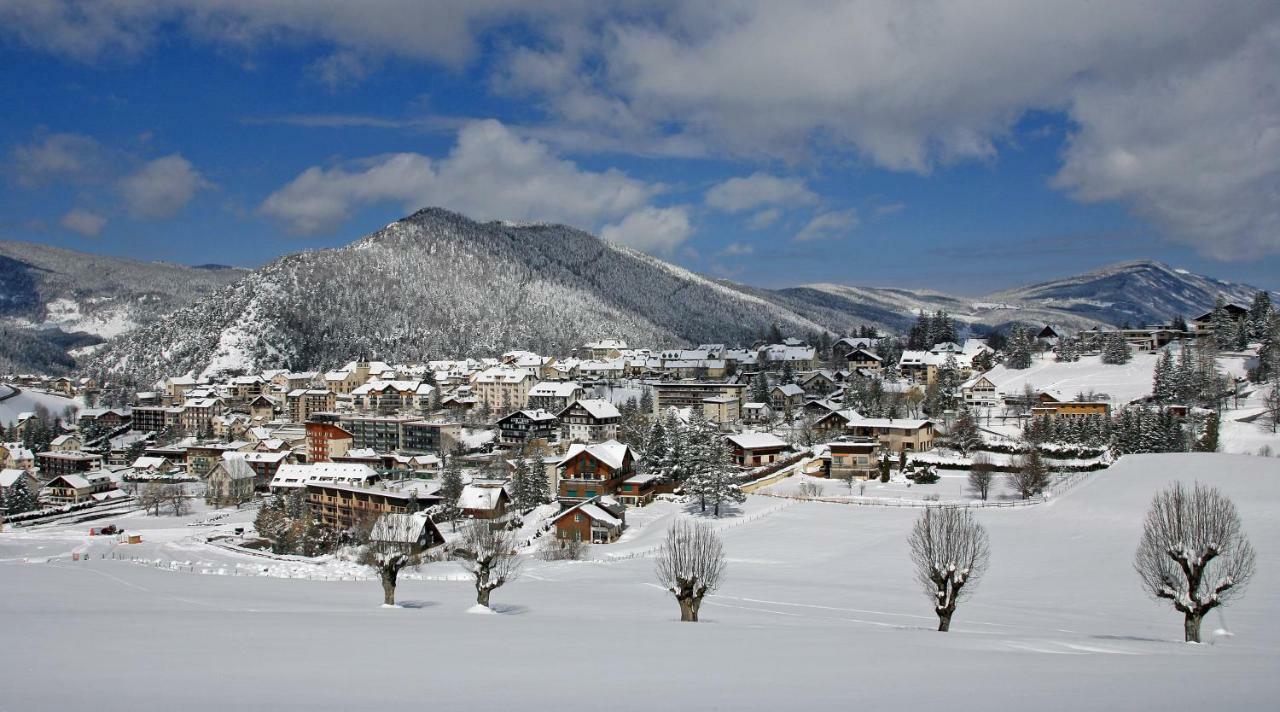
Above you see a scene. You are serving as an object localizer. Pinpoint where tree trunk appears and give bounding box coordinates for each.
[678,595,698,622]
[381,570,397,606]
[937,611,952,632]
[1184,611,1203,643]
[476,587,491,608]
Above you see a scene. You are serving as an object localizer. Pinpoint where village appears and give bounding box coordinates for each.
[3,293,1277,573]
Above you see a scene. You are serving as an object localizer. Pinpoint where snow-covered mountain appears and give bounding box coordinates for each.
[51,209,1279,385]
[0,241,245,373]
[983,259,1267,327]
[82,208,829,387]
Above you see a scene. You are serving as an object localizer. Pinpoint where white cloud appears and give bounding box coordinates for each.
[58,208,106,236]
[600,206,692,254]
[746,209,780,230]
[260,119,659,235]
[794,209,857,242]
[310,50,372,91]
[10,131,108,187]
[118,154,211,219]
[704,172,817,212]
[717,241,754,257]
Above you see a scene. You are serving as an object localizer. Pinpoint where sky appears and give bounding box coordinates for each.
[2,1,1279,295]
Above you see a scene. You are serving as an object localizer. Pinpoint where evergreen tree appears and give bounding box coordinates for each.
[438,455,465,526]
[749,372,771,404]
[699,437,745,517]
[1248,291,1273,340]
[4,478,37,515]
[1194,410,1220,452]
[1005,327,1034,369]
[1152,349,1175,403]
[907,311,931,350]
[1101,333,1132,365]
[949,407,982,454]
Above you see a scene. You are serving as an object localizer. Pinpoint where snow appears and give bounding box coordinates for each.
[0,385,79,426]
[980,352,1159,405]
[2,453,1279,710]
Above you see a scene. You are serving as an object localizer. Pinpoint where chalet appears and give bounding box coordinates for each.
[1030,401,1111,419]
[457,483,511,520]
[527,381,583,413]
[368,512,444,554]
[1190,304,1249,334]
[41,471,114,505]
[770,383,806,411]
[1036,325,1063,345]
[48,434,82,452]
[205,457,256,506]
[558,399,621,443]
[826,439,880,480]
[799,369,840,396]
[758,343,817,370]
[617,473,658,507]
[803,398,842,417]
[184,441,252,478]
[1,443,35,470]
[351,379,434,413]
[77,407,132,429]
[496,409,559,447]
[284,371,320,391]
[551,496,627,543]
[844,348,883,373]
[557,440,634,504]
[130,455,172,474]
[960,375,1000,408]
[814,410,935,453]
[741,402,775,425]
[832,337,879,360]
[36,450,103,480]
[725,431,790,468]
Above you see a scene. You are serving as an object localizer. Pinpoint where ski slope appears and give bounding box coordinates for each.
[2,453,1277,710]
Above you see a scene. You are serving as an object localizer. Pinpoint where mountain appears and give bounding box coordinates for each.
[82,209,829,387]
[983,260,1267,327]
[64,209,1277,387]
[0,241,246,373]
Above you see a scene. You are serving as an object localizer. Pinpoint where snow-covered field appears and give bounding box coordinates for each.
[2,453,1278,710]
[0,385,80,425]
[981,352,1158,405]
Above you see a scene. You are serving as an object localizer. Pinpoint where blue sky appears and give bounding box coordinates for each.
[3,2,1279,294]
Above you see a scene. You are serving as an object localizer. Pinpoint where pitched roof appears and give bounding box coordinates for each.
[562,398,620,420]
[558,439,630,470]
[457,484,508,511]
[726,431,789,450]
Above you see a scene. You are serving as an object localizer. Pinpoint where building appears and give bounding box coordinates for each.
[339,414,418,452]
[305,480,439,530]
[551,496,627,543]
[367,512,444,554]
[270,462,381,492]
[36,451,103,480]
[306,417,354,463]
[495,409,559,447]
[401,421,461,455]
[40,472,114,505]
[457,483,511,520]
[131,405,183,433]
[472,367,536,412]
[181,397,224,433]
[557,399,621,443]
[617,474,658,507]
[287,389,336,423]
[725,431,791,468]
[556,440,634,503]
[741,402,775,425]
[0,468,39,501]
[48,434,82,452]
[652,382,746,416]
[76,407,132,430]
[582,340,628,360]
[1030,401,1111,419]
[701,395,740,425]
[184,441,251,478]
[960,375,1000,408]
[770,383,806,411]
[526,381,583,413]
[205,457,257,506]
[814,410,935,453]
[826,439,880,480]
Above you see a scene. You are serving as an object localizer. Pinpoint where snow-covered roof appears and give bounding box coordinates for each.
[584,339,627,350]
[772,383,805,397]
[457,484,507,511]
[564,398,620,420]
[528,381,582,397]
[131,456,169,470]
[559,440,630,470]
[369,512,433,544]
[726,431,789,450]
[270,462,378,489]
[0,469,31,487]
[215,456,257,481]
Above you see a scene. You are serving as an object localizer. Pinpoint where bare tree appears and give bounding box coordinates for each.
[139,482,166,516]
[1008,447,1050,500]
[968,453,995,501]
[908,507,990,632]
[654,518,726,622]
[166,485,190,517]
[457,521,520,608]
[358,513,425,606]
[797,480,822,498]
[1135,482,1256,643]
